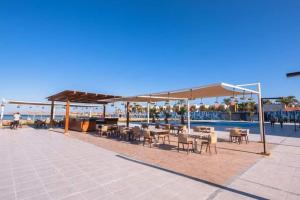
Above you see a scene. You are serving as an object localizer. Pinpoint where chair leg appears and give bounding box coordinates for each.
[187,144,189,154]
[177,142,179,152]
[200,143,203,154]
[215,145,217,154]
[205,144,208,152]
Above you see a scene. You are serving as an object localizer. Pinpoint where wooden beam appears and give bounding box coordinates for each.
[126,102,130,127]
[64,100,70,134]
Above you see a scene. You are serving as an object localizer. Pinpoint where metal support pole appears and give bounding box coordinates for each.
[50,100,54,129]
[0,104,4,127]
[147,102,150,124]
[126,102,130,127]
[294,111,297,132]
[257,83,264,142]
[187,99,191,134]
[103,104,106,118]
[64,100,70,134]
[260,98,267,155]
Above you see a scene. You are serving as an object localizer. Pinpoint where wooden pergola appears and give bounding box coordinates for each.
[47,90,121,134]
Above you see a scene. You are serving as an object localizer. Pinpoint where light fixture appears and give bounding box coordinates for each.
[200,98,203,105]
[165,92,170,105]
[240,90,246,100]
[248,92,254,101]
[230,89,236,99]
[214,97,219,104]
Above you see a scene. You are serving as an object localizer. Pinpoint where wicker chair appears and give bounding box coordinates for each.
[98,125,109,137]
[143,129,154,147]
[132,126,142,141]
[200,132,217,154]
[158,125,171,144]
[240,129,249,143]
[177,133,194,154]
[178,125,187,134]
[229,128,242,144]
[119,126,128,140]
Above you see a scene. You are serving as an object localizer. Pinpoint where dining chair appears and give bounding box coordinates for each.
[200,132,218,154]
[177,133,194,154]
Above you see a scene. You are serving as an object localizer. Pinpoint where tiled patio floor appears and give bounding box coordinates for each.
[1,127,299,200]
[67,129,271,185]
[0,128,220,200]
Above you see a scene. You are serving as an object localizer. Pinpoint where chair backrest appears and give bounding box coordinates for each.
[178,133,188,143]
[179,125,187,131]
[240,129,249,135]
[101,125,108,132]
[155,123,160,129]
[133,126,141,135]
[209,132,217,144]
[230,128,241,136]
[143,129,151,138]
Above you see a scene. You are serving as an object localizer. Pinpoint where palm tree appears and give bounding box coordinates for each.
[223,98,231,106]
[174,104,187,124]
[160,105,172,124]
[277,96,298,107]
[150,106,160,123]
[245,101,256,121]
[223,98,232,120]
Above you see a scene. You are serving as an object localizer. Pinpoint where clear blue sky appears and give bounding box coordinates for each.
[1,0,300,105]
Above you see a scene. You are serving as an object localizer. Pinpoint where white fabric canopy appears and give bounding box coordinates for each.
[104,83,259,103]
[151,83,259,99]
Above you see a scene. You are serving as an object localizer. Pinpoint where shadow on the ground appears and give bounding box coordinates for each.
[217,146,263,155]
[116,154,268,200]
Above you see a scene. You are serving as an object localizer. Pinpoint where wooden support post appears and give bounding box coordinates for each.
[64,100,70,134]
[126,102,130,127]
[103,104,106,118]
[50,100,54,129]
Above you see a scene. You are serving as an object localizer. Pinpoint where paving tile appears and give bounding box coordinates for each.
[0,185,15,199]
[80,186,110,200]
[48,185,76,199]
[3,127,300,200]
[15,179,43,193]
[61,193,85,200]
[23,193,51,200]
[16,186,45,200]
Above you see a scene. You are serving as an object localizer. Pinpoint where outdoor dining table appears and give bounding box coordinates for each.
[149,128,170,144]
[150,128,170,135]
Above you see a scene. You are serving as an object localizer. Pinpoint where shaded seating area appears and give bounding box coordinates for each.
[39,82,266,156]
